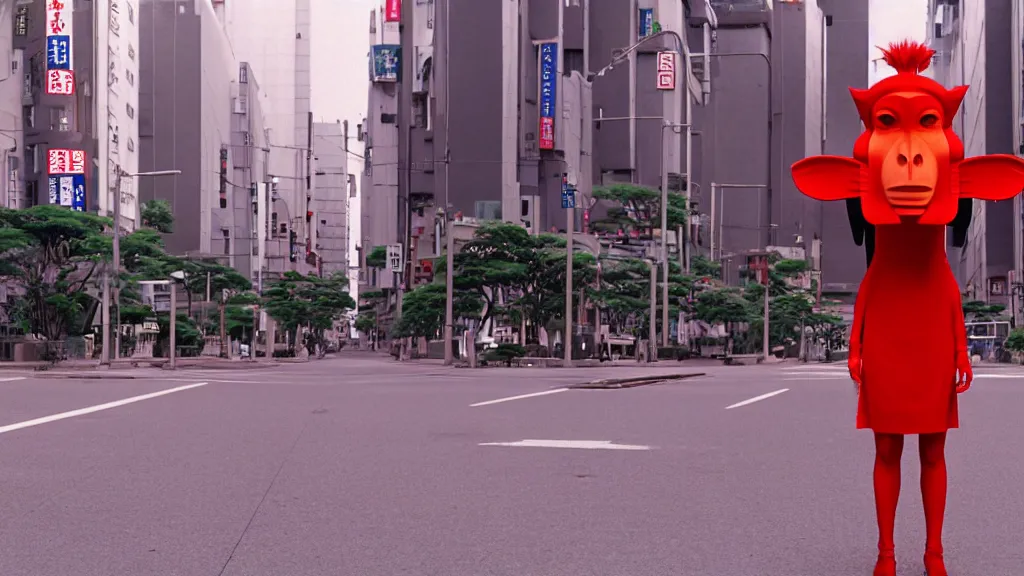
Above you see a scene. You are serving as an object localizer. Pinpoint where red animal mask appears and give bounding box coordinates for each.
[791,40,1024,246]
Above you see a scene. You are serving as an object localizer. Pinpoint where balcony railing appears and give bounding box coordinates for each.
[710,0,772,12]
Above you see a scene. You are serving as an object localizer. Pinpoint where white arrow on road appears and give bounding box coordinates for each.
[479,439,652,451]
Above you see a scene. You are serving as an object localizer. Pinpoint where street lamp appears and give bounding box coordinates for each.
[101,168,182,367]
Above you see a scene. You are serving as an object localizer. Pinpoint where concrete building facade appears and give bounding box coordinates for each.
[928,0,1016,306]
[14,0,103,214]
[228,61,270,285]
[1,2,25,210]
[221,0,314,276]
[311,120,349,278]
[358,0,870,301]
[137,0,235,257]
[97,0,141,230]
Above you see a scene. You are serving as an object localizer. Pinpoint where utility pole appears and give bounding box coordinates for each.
[110,167,123,361]
[443,215,455,365]
[660,122,670,349]
[648,259,656,362]
[564,182,574,367]
[220,290,228,358]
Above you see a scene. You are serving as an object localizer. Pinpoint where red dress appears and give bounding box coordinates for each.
[856,226,960,434]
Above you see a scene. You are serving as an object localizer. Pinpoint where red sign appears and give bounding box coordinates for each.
[539,117,555,150]
[384,0,401,22]
[46,69,75,95]
[47,148,86,175]
[656,52,676,90]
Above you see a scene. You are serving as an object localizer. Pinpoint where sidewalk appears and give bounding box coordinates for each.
[0,357,286,372]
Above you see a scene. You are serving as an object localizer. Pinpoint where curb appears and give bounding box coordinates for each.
[38,373,138,380]
[570,372,706,389]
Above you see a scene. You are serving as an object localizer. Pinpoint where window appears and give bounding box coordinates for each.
[50,107,70,131]
[126,103,134,119]
[239,65,248,84]
[126,69,134,86]
[23,105,33,128]
[219,197,227,208]
[474,200,502,221]
[127,2,135,24]
[222,229,230,255]
[127,138,135,152]
[280,223,287,234]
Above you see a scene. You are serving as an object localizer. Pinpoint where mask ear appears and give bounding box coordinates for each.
[791,156,866,201]
[957,155,1024,201]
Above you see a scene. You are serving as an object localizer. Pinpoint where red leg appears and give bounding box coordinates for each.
[920,432,948,576]
[873,433,903,576]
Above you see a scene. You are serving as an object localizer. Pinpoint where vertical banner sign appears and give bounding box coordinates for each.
[656,51,676,90]
[45,0,75,96]
[384,0,401,22]
[47,149,87,210]
[639,8,654,39]
[538,42,558,150]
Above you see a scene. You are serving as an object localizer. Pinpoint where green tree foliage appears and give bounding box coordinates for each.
[392,282,483,339]
[590,183,690,237]
[366,246,387,268]
[593,257,692,337]
[140,199,174,233]
[1005,327,1024,353]
[432,222,598,343]
[0,206,111,340]
[262,272,356,352]
[962,300,1005,321]
[690,255,721,280]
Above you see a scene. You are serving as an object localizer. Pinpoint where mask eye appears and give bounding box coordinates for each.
[920,113,939,128]
[876,113,897,128]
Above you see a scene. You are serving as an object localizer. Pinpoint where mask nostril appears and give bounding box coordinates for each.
[913,154,924,166]
[897,154,908,166]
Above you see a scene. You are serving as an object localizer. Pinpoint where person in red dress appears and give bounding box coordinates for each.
[790,40,1024,576]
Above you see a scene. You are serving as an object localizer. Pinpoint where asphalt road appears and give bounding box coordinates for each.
[1,358,1022,576]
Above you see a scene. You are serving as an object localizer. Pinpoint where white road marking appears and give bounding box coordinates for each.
[0,382,208,436]
[470,388,568,407]
[0,377,26,382]
[725,388,789,410]
[973,373,1024,379]
[479,439,652,451]
[781,371,847,376]
[783,376,847,381]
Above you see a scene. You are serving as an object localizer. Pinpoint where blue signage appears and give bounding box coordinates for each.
[47,174,86,211]
[639,9,654,39]
[539,42,558,150]
[561,183,576,209]
[46,35,72,70]
[371,44,401,83]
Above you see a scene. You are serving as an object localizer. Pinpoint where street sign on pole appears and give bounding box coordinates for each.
[387,244,403,273]
[561,184,576,209]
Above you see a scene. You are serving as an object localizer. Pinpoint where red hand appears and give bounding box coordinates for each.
[955,349,972,393]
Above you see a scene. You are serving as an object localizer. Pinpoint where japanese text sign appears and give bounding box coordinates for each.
[384,0,401,22]
[45,0,75,96]
[48,175,86,211]
[47,148,86,175]
[538,42,558,150]
[656,52,676,90]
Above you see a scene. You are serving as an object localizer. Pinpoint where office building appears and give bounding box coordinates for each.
[928,0,1016,306]
[1,2,25,209]
[230,61,271,285]
[358,0,870,303]
[14,0,140,220]
[138,0,236,257]
[311,120,350,278]
[220,0,314,276]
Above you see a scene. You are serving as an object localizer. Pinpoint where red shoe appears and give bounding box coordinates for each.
[923,551,947,576]
[873,552,896,576]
